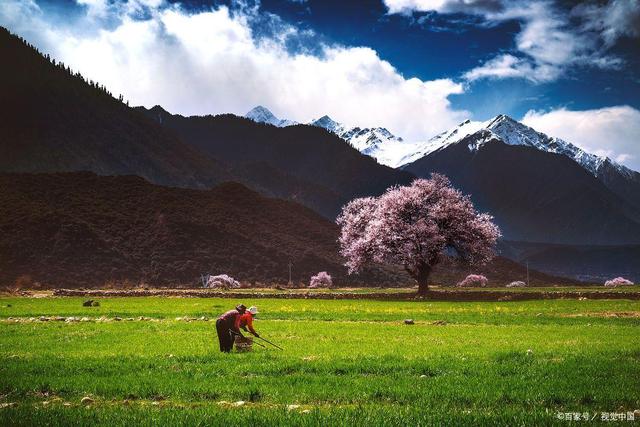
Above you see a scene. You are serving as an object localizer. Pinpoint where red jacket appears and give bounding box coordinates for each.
[238,313,257,335]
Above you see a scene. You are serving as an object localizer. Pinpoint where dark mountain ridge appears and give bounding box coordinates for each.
[136,106,416,218]
[0,27,229,189]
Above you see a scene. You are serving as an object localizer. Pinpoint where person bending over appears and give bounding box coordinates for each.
[215,304,246,352]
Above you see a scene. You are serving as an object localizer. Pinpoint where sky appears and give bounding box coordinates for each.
[1,0,639,170]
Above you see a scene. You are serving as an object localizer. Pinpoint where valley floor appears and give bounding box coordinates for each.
[0,297,638,426]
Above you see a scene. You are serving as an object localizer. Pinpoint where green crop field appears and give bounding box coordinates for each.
[0,296,639,426]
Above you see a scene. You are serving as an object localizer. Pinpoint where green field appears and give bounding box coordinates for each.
[1,296,639,426]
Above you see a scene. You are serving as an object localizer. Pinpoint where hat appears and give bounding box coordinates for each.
[248,306,259,315]
[236,304,247,312]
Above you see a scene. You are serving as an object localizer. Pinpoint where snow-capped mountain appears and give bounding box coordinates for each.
[245,106,297,127]
[244,106,637,187]
[245,107,409,166]
[412,114,636,181]
[309,115,409,166]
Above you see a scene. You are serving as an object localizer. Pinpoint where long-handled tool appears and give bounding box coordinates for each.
[255,336,284,350]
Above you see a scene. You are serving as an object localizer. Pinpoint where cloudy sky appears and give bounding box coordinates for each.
[2,0,639,169]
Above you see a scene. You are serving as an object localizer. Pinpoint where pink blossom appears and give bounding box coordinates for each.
[506,281,527,288]
[337,174,500,294]
[604,277,634,287]
[457,274,488,288]
[309,271,333,288]
[205,274,240,289]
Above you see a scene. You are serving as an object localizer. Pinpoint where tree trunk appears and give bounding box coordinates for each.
[416,265,432,296]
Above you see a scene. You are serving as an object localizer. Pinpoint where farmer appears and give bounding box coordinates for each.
[238,306,260,338]
[216,304,246,353]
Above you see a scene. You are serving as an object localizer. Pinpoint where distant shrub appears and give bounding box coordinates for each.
[205,274,240,290]
[309,271,333,288]
[457,274,488,288]
[506,281,527,288]
[604,277,634,287]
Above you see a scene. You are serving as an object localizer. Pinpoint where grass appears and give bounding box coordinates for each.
[0,296,638,426]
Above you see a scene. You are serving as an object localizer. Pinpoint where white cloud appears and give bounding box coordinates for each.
[573,0,640,47]
[0,0,469,141]
[384,0,504,15]
[385,0,638,83]
[522,106,640,171]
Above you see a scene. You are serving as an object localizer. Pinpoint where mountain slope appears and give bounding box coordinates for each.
[0,172,406,287]
[0,27,228,188]
[138,106,415,218]
[499,240,640,283]
[403,131,640,245]
[0,172,565,287]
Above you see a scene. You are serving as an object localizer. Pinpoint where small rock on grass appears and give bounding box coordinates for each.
[404,319,415,325]
[287,404,300,411]
[80,397,94,405]
[233,401,245,407]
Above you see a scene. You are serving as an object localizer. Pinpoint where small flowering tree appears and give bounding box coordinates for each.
[309,271,333,288]
[457,274,488,288]
[604,277,634,287]
[506,281,527,288]
[337,174,500,295]
[205,274,240,290]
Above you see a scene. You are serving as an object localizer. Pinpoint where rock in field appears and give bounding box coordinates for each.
[80,396,94,405]
[404,319,415,325]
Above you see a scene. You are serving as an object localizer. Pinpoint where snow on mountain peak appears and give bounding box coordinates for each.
[310,115,345,135]
[245,106,631,179]
[245,106,297,127]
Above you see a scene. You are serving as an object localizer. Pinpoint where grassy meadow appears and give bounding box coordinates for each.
[0,296,638,425]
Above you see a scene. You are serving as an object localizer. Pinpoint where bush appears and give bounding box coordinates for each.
[205,274,240,290]
[309,271,333,289]
[457,274,488,288]
[604,277,634,287]
[506,281,526,288]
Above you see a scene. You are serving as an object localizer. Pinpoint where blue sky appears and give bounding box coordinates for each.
[243,0,640,119]
[2,0,639,168]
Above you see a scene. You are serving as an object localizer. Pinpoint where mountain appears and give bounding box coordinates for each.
[245,106,297,127]
[499,241,640,283]
[138,106,415,218]
[301,110,640,213]
[0,172,567,288]
[0,27,229,189]
[0,172,407,287]
[309,115,409,166]
[402,131,640,245]
[397,115,640,210]
[244,108,410,167]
